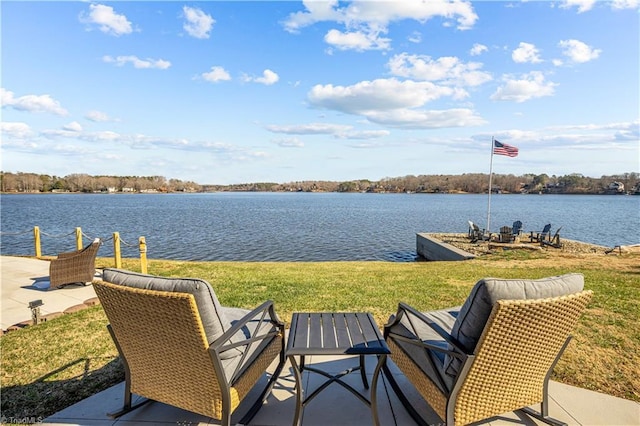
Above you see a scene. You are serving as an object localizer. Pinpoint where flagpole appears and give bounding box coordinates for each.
[486,136,495,237]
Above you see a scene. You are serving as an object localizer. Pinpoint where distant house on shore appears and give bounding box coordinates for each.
[606,181,625,194]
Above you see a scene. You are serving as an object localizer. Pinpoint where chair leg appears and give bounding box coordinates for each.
[382,361,430,426]
[107,397,151,419]
[106,324,151,418]
[237,357,287,425]
[107,376,152,418]
[516,336,572,426]
[518,407,567,426]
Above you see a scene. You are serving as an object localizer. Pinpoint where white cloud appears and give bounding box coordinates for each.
[561,0,639,11]
[1,88,68,115]
[79,4,133,36]
[612,0,640,9]
[408,31,422,44]
[1,122,33,139]
[286,0,478,31]
[307,78,485,129]
[182,6,215,39]
[560,0,596,13]
[266,123,352,135]
[266,123,389,140]
[512,42,542,63]
[0,87,13,106]
[64,121,83,132]
[309,78,457,114]
[103,55,171,69]
[558,39,601,63]
[83,130,122,142]
[491,72,557,103]
[244,69,279,85]
[364,108,486,129]
[470,43,488,56]
[387,53,492,87]
[272,137,304,147]
[283,0,477,51]
[201,66,231,83]
[337,130,391,139]
[85,110,112,122]
[324,28,391,51]
[42,129,81,138]
[486,121,640,153]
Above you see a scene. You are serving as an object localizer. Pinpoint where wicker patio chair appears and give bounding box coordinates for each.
[382,273,592,426]
[49,238,101,288]
[93,269,285,426]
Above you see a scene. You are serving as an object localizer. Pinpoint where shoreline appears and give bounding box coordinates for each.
[428,233,614,256]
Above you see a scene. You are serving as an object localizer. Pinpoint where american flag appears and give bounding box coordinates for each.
[493,140,519,157]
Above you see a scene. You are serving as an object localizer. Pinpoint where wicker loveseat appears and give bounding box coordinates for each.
[93,269,285,426]
[383,273,592,426]
[49,238,101,288]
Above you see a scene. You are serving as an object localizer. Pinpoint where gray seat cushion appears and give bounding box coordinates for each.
[102,268,241,359]
[444,273,585,378]
[220,307,279,384]
[388,308,460,393]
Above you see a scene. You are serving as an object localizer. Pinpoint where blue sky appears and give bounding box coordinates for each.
[2,1,639,185]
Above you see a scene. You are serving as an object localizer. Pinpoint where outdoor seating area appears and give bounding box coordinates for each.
[89,269,595,426]
[467,221,564,249]
[2,257,639,426]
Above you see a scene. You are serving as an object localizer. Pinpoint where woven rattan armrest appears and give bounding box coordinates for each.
[386,302,467,358]
[51,252,87,267]
[56,249,82,259]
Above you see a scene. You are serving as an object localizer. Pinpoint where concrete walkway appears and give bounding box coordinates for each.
[0,256,99,331]
[42,354,640,426]
[2,256,638,425]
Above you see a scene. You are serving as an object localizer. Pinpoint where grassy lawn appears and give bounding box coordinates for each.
[1,251,639,420]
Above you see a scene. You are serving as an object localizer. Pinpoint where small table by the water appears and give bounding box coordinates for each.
[286,312,390,426]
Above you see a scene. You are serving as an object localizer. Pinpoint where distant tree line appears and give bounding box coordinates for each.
[0,172,201,193]
[204,172,639,195]
[2,171,638,195]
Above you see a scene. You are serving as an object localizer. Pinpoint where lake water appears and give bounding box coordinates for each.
[1,192,638,261]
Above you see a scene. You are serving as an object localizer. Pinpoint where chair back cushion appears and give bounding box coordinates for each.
[102,268,235,356]
[445,273,584,377]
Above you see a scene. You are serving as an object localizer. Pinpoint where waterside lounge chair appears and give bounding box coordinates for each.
[49,238,101,289]
[467,221,488,242]
[542,227,563,249]
[93,269,285,426]
[499,226,514,243]
[382,273,592,426]
[512,220,523,238]
[530,223,552,243]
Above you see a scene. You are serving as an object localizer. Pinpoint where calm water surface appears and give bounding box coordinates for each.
[1,192,638,261]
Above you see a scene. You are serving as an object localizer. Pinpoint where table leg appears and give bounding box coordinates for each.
[289,356,304,426]
[359,354,369,389]
[371,354,387,426]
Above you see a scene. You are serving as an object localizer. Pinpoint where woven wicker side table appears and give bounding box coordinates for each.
[286,312,390,426]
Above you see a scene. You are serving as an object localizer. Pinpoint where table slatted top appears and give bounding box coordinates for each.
[286,312,390,356]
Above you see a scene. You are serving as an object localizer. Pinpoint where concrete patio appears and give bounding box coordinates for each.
[2,256,638,426]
